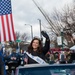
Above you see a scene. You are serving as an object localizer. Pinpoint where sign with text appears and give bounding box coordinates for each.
[57,36,62,46]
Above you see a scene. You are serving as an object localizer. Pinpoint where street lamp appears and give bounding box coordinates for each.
[38,19,42,41]
[25,24,33,40]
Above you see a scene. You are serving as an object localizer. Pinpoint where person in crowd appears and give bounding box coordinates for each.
[0,51,6,75]
[9,48,19,62]
[49,53,55,64]
[45,53,50,63]
[19,49,25,66]
[54,52,59,63]
[59,51,66,64]
[68,50,75,63]
[8,48,20,74]
[0,44,4,54]
[24,31,50,64]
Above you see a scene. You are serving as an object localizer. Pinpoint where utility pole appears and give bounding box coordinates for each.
[61,28,64,51]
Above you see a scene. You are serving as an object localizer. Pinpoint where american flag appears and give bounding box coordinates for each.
[0,0,16,42]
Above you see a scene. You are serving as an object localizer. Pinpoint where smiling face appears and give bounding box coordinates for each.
[32,39,39,51]
[28,38,42,53]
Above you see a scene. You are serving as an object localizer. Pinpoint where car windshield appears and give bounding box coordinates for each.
[17,64,75,75]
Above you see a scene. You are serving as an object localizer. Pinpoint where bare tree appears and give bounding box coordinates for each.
[32,0,75,47]
[52,4,75,47]
[15,31,20,40]
[60,4,75,33]
[21,33,28,42]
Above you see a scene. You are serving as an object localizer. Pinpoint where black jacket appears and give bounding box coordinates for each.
[27,39,50,64]
[0,52,6,75]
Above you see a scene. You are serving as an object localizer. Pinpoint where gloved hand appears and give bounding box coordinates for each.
[41,31,49,39]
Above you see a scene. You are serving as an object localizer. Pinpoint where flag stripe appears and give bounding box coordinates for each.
[0,16,3,41]
[10,14,16,41]
[9,14,14,41]
[0,32,1,41]
[3,15,9,41]
[0,16,1,42]
[1,16,6,41]
[6,14,11,41]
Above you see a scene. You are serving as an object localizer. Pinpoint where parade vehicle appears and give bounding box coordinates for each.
[15,64,75,75]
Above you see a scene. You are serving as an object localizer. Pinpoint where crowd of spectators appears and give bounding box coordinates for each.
[0,42,75,66]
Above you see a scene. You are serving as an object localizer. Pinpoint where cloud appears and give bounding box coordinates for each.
[11,0,73,40]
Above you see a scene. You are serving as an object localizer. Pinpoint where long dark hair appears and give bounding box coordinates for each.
[27,37,43,53]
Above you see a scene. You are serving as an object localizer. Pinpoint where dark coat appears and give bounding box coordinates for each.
[0,52,6,75]
[27,39,50,64]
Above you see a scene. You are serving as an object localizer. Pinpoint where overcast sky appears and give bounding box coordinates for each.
[11,0,73,40]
